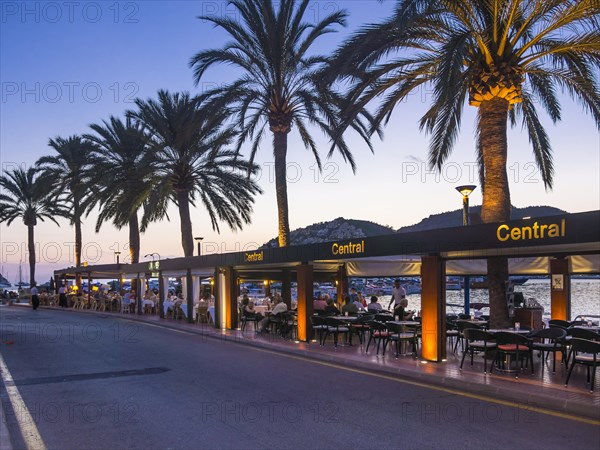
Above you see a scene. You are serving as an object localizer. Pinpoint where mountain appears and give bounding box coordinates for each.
[261,218,394,248]
[261,206,568,247]
[397,205,568,232]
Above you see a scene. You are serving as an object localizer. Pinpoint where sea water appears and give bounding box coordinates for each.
[380,278,600,320]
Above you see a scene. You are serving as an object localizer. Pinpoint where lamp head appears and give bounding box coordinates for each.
[455,185,477,197]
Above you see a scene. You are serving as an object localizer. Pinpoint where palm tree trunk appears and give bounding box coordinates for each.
[479,98,511,328]
[274,132,290,247]
[74,209,82,267]
[28,224,35,286]
[129,213,140,264]
[177,189,194,257]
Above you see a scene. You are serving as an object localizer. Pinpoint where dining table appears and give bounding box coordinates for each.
[487,328,531,334]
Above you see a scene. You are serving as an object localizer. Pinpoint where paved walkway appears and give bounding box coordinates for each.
[4,303,600,424]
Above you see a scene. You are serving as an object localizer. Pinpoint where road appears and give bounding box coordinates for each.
[1,307,598,449]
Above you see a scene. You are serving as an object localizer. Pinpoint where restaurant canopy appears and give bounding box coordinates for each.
[54,210,600,280]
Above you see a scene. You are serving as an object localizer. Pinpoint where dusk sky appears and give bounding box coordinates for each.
[1,1,599,283]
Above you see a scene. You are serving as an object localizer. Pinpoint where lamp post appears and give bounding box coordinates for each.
[144,253,160,262]
[455,185,476,316]
[114,251,121,265]
[194,237,204,256]
[455,185,477,226]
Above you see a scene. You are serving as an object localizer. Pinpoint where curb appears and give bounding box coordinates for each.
[7,304,600,422]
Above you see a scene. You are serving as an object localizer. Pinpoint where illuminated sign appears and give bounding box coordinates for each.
[148,261,160,271]
[244,251,264,262]
[496,219,565,242]
[332,240,365,255]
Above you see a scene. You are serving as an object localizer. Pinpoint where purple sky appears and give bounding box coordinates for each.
[1,1,599,283]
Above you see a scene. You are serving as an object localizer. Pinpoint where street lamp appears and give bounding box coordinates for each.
[114,251,121,264]
[455,185,476,316]
[455,185,477,225]
[144,253,160,261]
[194,237,204,256]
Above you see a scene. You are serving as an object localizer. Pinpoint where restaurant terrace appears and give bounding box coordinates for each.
[54,210,600,362]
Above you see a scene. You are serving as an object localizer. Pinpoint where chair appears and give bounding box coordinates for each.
[374,313,394,323]
[386,322,420,358]
[239,307,259,332]
[278,312,297,339]
[567,328,600,340]
[323,317,350,347]
[454,321,482,353]
[529,327,567,373]
[564,338,600,392]
[549,319,570,328]
[491,332,534,378]
[460,329,497,373]
[564,328,600,367]
[365,321,392,355]
[310,315,328,345]
[196,306,210,324]
[446,320,459,350]
[350,314,373,345]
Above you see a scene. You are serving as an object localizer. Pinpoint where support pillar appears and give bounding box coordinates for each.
[281,268,292,308]
[420,256,446,362]
[550,257,570,321]
[136,276,142,315]
[336,264,348,304]
[158,272,165,318]
[213,268,220,328]
[186,269,194,324]
[221,267,237,330]
[296,263,314,342]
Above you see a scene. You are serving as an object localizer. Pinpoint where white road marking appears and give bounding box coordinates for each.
[0,352,47,450]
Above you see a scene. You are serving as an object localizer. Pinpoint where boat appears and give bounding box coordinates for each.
[15,263,29,289]
[446,277,462,290]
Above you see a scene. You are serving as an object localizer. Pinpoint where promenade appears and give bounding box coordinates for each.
[4,303,600,424]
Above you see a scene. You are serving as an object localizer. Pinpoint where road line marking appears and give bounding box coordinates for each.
[125,320,195,335]
[243,346,600,426]
[0,352,47,450]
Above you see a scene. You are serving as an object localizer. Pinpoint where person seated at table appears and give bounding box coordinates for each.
[367,295,383,312]
[357,291,367,308]
[241,296,263,320]
[323,297,340,315]
[314,294,327,311]
[395,297,414,320]
[258,295,288,333]
[342,295,359,315]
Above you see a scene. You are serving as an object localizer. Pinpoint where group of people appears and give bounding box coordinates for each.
[312,279,415,320]
[240,292,289,333]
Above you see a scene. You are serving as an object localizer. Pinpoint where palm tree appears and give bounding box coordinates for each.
[133,90,262,257]
[0,167,70,286]
[331,0,600,327]
[36,135,97,268]
[189,0,375,247]
[84,115,161,264]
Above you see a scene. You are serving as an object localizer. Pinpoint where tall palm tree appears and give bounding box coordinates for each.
[36,135,97,268]
[190,0,375,247]
[84,115,161,264]
[331,0,600,327]
[133,90,262,257]
[0,167,70,286]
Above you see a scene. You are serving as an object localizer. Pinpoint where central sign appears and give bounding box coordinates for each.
[244,251,264,262]
[331,240,365,256]
[496,219,566,242]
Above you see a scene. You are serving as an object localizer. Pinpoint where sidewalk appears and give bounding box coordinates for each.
[5,303,600,423]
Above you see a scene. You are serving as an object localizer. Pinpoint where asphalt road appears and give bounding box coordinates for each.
[1,307,599,449]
